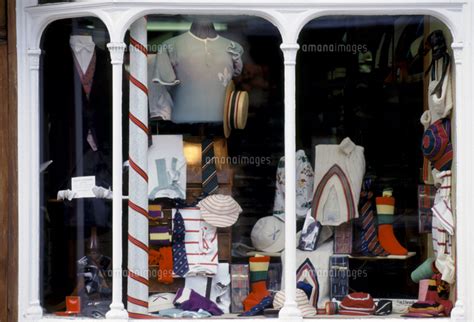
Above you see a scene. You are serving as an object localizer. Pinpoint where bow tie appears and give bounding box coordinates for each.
[71,43,95,54]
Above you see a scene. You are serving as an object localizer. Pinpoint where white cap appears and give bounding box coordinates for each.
[251,216,285,253]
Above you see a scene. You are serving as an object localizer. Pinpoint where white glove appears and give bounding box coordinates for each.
[57,189,77,201]
[92,186,113,199]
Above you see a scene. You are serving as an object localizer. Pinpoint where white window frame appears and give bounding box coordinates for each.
[16,0,473,321]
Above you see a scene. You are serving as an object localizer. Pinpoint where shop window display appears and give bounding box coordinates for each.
[295,15,455,317]
[38,13,455,319]
[40,17,114,317]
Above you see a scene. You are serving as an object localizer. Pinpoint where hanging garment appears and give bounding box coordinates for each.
[173,208,219,276]
[152,31,244,123]
[273,150,314,220]
[44,34,113,197]
[420,60,453,130]
[431,170,455,284]
[148,135,187,200]
[311,138,365,226]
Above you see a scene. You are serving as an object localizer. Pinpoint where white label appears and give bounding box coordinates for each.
[71,176,96,198]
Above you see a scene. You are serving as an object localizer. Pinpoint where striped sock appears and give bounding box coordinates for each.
[243,256,270,311]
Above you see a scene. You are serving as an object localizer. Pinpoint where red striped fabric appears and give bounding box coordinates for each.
[129,157,148,182]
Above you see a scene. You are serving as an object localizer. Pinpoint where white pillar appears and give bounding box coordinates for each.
[25,48,43,320]
[127,17,150,319]
[278,43,302,320]
[105,42,129,320]
[450,41,467,321]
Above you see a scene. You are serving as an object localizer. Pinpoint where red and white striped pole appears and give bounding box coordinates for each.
[127,17,150,319]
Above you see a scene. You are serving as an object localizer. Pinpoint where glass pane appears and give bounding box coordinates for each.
[122,15,284,318]
[40,17,113,318]
[296,15,455,317]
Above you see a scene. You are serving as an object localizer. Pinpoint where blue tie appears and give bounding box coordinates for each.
[172,210,189,277]
[201,138,219,196]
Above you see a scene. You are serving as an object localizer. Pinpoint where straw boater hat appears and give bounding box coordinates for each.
[223,81,249,138]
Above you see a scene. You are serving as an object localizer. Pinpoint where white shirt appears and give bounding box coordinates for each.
[69,35,95,74]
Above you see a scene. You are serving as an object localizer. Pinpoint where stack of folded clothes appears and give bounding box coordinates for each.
[403,301,446,317]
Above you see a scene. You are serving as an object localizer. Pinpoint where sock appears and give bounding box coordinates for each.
[157,246,174,284]
[243,255,270,311]
[376,189,407,255]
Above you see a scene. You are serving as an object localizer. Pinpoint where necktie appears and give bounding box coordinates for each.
[172,210,189,277]
[359,178,388,256]
[201,138,219,196]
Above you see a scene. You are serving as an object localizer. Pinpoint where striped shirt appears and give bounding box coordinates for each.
[173,208,218,276]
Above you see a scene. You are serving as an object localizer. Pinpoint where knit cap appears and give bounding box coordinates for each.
[339,292,376,316]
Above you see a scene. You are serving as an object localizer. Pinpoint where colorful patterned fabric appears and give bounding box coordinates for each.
[329,255,349,301]
[421,118,452,171]
[149,204,163,220]
[172,209,189,277]
[296,258,319,308]
[273,150,314,220]
[339,292,376,316]
[230,264,249,313]
[358,178,388,256]
[201,138,219,196]
[403,301,445,317]
[334,222,353,254]
[149,225,171,247]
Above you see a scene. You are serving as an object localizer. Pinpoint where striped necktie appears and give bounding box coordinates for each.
[359,178,388,256]
[172,210,189,277]
[201,138,219,196]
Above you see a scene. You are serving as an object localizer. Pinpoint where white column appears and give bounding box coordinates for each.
[127,17,150,319]
[105,42,129,320]
[450,41,467,321]
[278,43,302,320]
[25,48,43,320]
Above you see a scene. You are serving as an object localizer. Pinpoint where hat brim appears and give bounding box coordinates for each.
[223,81,235,138]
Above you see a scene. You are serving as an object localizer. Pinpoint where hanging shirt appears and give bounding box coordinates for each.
[173,208,219,276]
[273,150,314,220]
[431,170,455,284]
[420,60,453,130]
[152,31,243,123]
[311,138,365,226]
[148,135,187,200]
